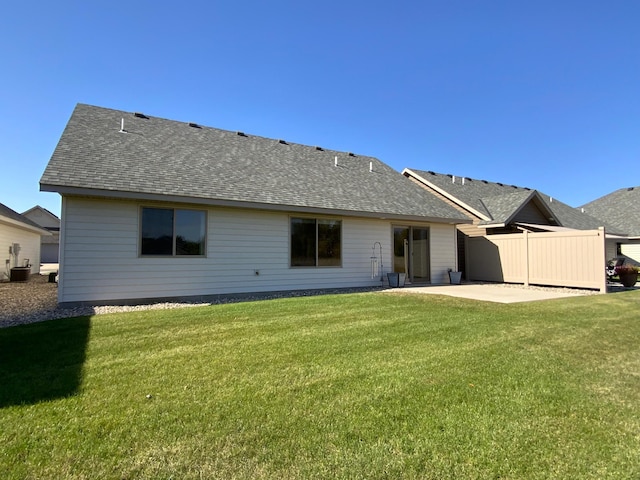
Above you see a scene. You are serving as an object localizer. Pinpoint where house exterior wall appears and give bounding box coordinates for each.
[620,241,640,264]
[23,209,60,229]
[606,238,619,262]
[0,222,42,278]
[22,208,60,263]
[512,201,551,224]
[58,196,457,304]
[429,222,458,283]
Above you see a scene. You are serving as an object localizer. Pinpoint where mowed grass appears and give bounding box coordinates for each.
[1,290,639,479]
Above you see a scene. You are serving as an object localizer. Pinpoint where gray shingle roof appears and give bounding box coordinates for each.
[404,169,621,232]
[581,187,640,236]
[41,104,469,223]
[478,189,537,225]
[0,202,46,231]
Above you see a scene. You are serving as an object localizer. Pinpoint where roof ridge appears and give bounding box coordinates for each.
[407,168,530,190]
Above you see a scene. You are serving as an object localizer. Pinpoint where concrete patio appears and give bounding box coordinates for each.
[384,283,601,303]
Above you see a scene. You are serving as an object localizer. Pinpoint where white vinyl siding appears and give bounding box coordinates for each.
[57,197,459,304]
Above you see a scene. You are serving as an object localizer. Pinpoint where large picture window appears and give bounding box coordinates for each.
[141,207,206,256]
[291,217,341,267]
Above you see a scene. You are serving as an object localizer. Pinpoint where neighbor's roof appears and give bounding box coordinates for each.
[581,187,640,237]
[41,104,469,223]
[22,205,60,221]
[403,168,622,232]
[0,202,51,235]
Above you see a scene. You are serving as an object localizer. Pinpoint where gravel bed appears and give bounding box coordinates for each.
[0,275,380,329]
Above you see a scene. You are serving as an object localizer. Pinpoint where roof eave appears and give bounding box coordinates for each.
[42,184,472,225]
[0,215,52,236]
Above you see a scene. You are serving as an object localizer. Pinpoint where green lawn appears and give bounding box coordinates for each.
[1,290,639,479]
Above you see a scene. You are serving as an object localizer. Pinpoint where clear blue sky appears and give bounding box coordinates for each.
[2,1,638,218]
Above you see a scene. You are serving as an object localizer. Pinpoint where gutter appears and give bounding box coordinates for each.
[40,184,473,225]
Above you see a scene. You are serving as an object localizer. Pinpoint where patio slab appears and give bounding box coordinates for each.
[384,283,595,304]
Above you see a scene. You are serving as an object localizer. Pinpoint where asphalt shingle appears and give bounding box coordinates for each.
[41,105,469,223]
[581,187,640,236]
[405,169,619,232]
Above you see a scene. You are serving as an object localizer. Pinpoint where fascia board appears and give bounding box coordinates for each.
[0,215,52,236]
[42,185,473,225]
[402,168,491,221]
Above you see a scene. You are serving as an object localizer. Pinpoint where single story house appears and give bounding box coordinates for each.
[1,202,51,280]
[581,186,640,264]
[402,168,622,284]
[41,104,470,305]
[22,205,60,263]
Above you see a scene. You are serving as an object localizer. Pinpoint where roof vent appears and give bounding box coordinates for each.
[188,122,201,128]
[427,171,435,175]
[118,118,127,134]
[511,185,518,188]
[278,139,288,145]
[133,112,148,119]
[347,152,355,157]
[315,146,324,151]
[497,182,504,186]
[236,131,247,137]
[481,180,488,184]
[628,187,635,191]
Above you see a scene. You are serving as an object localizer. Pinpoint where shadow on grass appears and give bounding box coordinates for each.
[0,316,91,407]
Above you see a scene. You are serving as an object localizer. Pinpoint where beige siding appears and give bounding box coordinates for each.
[467,229,607,291]
[605,239,619,261]
[513,201,551,224]
[0,222,42,277]
[59,197,454,303]
[457,221,485,238]
[23,209,59,229]
[620,241,640,264]
[430,223,458,283]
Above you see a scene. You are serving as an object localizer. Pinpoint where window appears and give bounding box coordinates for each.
[291,217,341,267]
[141,207,206,256]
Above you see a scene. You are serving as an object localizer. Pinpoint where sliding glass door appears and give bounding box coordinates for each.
[393,226,430,283]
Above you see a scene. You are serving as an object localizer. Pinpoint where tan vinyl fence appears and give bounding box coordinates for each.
[466,228,607,292]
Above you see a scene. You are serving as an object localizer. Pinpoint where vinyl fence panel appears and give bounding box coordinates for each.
[467,229,607,292]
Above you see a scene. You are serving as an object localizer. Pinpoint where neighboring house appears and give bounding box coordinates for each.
[402,169,621,280]
[40,104,470,305]
[0,202,51,280]
[22,205,60,263]
[581,186,640,264]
